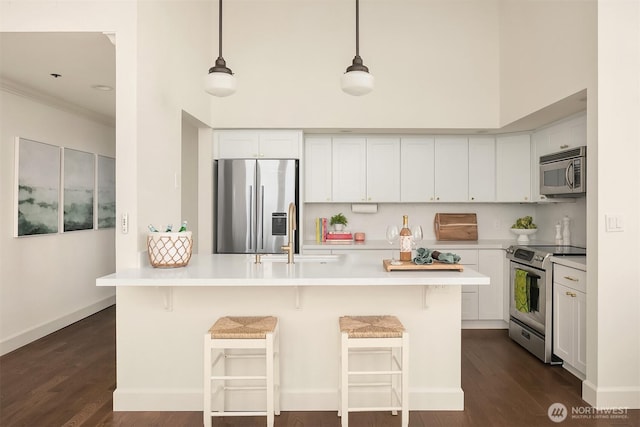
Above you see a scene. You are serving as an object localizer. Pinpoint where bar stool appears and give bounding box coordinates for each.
[203,316,280,427]
[338,315,409,427]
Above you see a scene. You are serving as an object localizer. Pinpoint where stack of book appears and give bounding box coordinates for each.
[314,218,353,242]
[326,231,353,242]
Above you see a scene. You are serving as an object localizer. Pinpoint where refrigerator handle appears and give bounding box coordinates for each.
[249,185,254,250]
[259,185,265,249]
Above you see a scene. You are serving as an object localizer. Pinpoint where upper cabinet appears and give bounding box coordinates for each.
[332,137,368,202]
[303,126,577,204]
[535,114,586,158]
[434,137,469,202]
[331,137,400,203]
[215,130,301,159]
[304,137,332,202]
[400,137,435,202]
[304,136,400,203]
[468,136,496,202]
[496,134,531,202]
[366,138,401,202]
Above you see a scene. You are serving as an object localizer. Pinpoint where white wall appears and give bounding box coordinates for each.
[0,90,116,355]
[584,0,640,409]
[134,1,214,260]
[209,0,500,129]
[499,0,597,125]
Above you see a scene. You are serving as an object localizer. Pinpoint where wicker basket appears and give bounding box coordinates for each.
[147,231,193,268]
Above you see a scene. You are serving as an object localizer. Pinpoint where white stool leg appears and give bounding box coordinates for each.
[401,332,409,427]
[266,332,275,427]
[203,334,212,427]
[340,332,349,427]
[275,325,281,416]
[391,345,398,416]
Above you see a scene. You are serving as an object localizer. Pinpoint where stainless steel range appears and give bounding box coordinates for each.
[506,245,586,363]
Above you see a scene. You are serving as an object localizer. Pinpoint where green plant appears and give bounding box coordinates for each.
[512,216,537,229]
[330,213,348,226]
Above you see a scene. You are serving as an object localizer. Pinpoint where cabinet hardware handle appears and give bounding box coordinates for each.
[565,291,577,297]
[560,144,569,149]
[471,197,475,200]
[564,276,579,281]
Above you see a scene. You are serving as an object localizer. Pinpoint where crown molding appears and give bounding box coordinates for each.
[0,78,115,128]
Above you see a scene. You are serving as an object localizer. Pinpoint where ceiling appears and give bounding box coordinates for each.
[0,32,585,134]
[0,32,115,124]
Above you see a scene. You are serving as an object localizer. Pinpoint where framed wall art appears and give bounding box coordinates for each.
[63,148,95,232]
[15,138,61,236]
[97,155,116,229]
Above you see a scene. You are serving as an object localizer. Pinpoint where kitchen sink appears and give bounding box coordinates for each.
[256,254,341,263]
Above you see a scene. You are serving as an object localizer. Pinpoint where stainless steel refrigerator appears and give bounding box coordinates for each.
[215,159,298,254]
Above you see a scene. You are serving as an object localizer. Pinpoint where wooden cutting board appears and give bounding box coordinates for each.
[434,213,478,241]
[383,259,464,272]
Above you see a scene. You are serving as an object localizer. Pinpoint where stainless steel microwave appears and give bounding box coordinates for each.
[539,146,586,197]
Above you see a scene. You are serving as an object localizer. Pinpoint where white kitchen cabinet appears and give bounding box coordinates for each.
[400,137,435,202]
[442,249,479,320]
[304,137,332,202]
[553,264,587,376]
[537,113,586,158]
[434,137,469,202]
[496,134,531,202]
[468,137,496,202]
[477,249,504,320]
[366,138,400,202]
[216,130,301,159]
[331,137,400,203]
[332,137,367,202]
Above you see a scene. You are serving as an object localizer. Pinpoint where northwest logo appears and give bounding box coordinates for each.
[548,402,568,423]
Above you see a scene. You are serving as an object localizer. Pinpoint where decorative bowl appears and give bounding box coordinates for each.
[511,228,537,244]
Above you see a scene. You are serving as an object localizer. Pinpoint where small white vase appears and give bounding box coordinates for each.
[333,224,344,232]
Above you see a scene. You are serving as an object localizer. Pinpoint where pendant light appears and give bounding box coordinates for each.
[205,0,236,97]
[341,0,374,96]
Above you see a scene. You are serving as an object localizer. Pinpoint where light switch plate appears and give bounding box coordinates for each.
[605,214,623,232]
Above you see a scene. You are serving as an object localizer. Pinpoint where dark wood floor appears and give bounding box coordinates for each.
[1,306,637,427]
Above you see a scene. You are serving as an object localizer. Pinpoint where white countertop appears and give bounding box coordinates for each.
[96,253,489,287]
[303,239,510,251]
[550,255,587,271]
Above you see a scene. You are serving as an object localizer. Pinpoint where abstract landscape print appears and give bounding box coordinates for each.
[97,155,115,229]
[16,138,60,236]
[63,148,95,232]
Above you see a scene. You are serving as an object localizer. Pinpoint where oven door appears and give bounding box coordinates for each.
[509,261,546,334]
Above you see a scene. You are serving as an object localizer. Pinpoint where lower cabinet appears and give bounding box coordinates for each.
[553,264,587,376]
[303,246,505,325]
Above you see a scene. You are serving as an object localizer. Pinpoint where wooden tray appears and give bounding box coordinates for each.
[383,259,464,272]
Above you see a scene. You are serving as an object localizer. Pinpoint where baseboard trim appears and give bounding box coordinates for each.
[0,296,116,356]
[113,387,465,411]
[462,319,508,329]
[582,380,640,409]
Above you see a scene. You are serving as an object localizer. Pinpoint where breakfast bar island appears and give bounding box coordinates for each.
[97,253,489,412]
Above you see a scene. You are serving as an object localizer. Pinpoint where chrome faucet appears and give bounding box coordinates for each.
[281,202,296,264]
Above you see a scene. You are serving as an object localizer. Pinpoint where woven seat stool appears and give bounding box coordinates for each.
[203,316,280,427]
[338,315,409,427]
